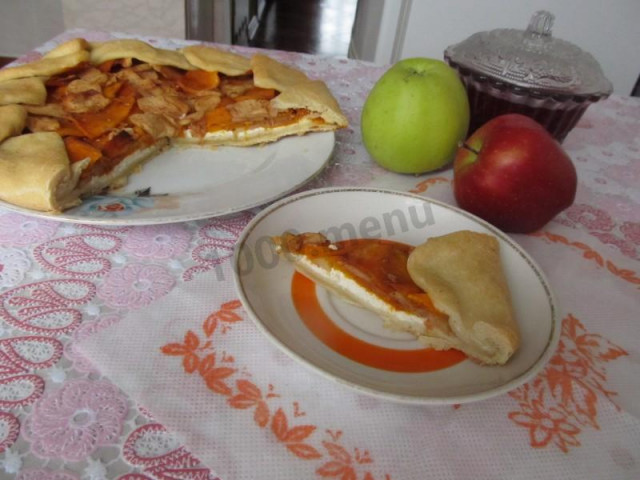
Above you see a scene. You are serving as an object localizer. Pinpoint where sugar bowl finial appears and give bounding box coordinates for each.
[526,10,555,38]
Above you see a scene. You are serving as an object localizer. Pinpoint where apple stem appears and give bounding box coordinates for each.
[460,142,480,155]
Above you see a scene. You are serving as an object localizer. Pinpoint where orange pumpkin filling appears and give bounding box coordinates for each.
[26,59,324,187]
[281,233,448,321]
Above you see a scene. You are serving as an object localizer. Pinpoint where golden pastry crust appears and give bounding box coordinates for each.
[0,105,28,143]
[273,80,348,128]
[407,231,520,364]
[251,54,347,127]
[181,45,251,76]
[252,54,311,90]
[0,50,90,82]
[89,39,194,70]
[0,77,47,106]
[43,38,90,59]
[0,37,347,213]
[0,132,88,211]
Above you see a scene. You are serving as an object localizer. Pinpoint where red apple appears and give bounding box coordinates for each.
[453,114,577,233]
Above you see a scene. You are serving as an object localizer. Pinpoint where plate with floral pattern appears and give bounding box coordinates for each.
[0,132,334,225]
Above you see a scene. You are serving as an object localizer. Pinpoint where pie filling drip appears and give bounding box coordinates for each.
[279,232,448,321]
[25,59,321,184]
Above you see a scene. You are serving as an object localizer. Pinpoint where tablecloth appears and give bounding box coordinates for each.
[0,29,638,480]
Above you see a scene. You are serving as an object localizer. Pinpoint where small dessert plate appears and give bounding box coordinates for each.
[233,187,560,405]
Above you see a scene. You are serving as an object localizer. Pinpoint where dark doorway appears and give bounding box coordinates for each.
[248,0,358,57]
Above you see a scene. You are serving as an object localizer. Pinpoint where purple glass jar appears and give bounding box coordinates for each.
[444,11,613,142]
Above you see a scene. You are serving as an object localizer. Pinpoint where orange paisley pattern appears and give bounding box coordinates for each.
[508,314,628,452]
[161,302,628,464]
[408,176,450,194]
[531,231,640,285]
[161,300,393,480]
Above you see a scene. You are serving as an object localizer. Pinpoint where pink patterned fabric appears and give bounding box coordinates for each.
[558,203,640,259]
[0,411,20,452]
[121,423,221,479]
[34,233,122,278]
[16,471,80,480]
[0,247,31,288]
[97,264,175,309]
[0,279,96,335]
[123,224,192,259]
[65,314,122,373]
[22,379,128,461]
[0,213,58,247]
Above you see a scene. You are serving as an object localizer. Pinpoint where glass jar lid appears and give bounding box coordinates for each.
[444,11,613,97]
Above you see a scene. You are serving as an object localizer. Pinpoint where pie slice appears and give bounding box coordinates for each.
[273,230,520,365]
[0,38,348,213]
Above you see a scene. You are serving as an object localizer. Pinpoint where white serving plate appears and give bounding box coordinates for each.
[0,132,334,225]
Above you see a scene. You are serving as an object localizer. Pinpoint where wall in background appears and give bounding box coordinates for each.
[350,0,640,96]
[349,0,406,64]
[0,0,184,57]
[61,0,184,40]
[0,0,65,56]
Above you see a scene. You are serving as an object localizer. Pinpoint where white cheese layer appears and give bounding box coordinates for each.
[292,253,430,337]
[74,140,168,197]
[178,117,325,146]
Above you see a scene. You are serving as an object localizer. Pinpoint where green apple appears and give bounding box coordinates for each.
[361,58,470,174]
